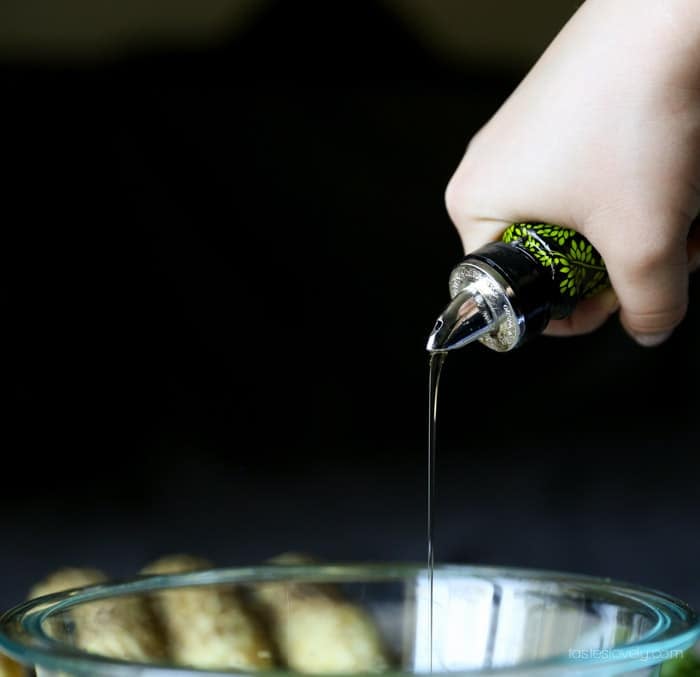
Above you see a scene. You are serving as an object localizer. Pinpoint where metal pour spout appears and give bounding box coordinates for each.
[427,223,611,353]
[426,285,496,352]
[426,258,524,353]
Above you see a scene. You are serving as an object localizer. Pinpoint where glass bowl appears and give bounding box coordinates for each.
[0,563,698,676]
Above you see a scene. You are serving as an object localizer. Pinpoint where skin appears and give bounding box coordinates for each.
[445,0,700,346]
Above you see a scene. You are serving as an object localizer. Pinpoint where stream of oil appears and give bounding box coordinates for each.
[427,350,446,673]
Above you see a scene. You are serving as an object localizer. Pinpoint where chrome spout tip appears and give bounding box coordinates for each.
[425,318,453,353]
[425,287,495,353]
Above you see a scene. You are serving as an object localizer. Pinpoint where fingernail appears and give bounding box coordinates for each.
[632,331,672,347]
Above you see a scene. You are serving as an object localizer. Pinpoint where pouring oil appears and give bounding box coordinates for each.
[427,350,446,672]
[425,224,609,670]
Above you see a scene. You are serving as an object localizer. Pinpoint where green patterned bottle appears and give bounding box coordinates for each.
[426,223,610,352]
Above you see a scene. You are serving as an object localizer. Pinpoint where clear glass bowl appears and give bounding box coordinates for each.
[1,564,698,676]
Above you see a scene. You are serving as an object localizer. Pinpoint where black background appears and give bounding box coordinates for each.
[2,1,699,612]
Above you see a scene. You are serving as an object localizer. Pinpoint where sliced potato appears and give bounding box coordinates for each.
[253,552,392,674]
[29,566,167,663]
[0,653,25,677]
[141,553,276,670]
[28,567,107,600]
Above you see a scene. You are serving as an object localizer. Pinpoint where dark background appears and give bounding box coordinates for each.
[2,1,699,613]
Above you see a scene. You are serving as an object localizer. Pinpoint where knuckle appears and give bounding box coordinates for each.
[615,237,680,276]
[444,165,479,228]
[444,136,484,227]
[444,174,466,226]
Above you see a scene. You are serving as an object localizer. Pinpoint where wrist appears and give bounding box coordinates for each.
[661,0,700,89]
[580,0,700,89]
[661,0,700,46]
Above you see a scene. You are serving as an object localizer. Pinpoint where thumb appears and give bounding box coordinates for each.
[602,227,689,347]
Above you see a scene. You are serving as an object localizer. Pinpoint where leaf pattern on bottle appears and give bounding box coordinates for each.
[502,223,608,300]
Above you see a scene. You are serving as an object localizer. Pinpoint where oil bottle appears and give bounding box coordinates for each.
[426,223,610,352]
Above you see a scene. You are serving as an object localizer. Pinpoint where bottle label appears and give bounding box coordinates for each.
[502,223,609,302]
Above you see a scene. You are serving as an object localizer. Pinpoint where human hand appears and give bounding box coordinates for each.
[445,0,700,346]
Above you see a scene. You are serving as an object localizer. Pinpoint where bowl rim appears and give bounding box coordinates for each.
[1,562,698,676]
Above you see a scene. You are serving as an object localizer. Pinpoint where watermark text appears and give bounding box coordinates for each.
[568,647,684,663]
